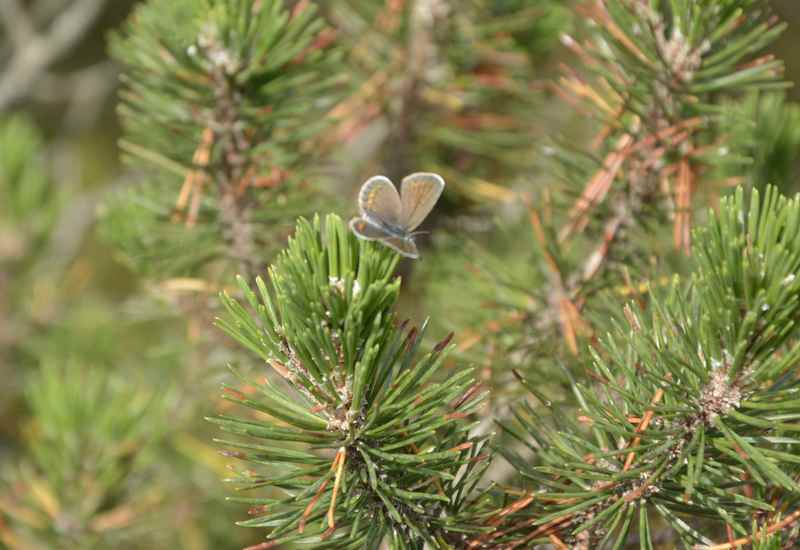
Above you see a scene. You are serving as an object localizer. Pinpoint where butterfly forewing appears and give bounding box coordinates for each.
[400,172,445,231]
[358,175,402,227]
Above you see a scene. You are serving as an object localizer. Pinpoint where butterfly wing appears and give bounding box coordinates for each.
[350,218,389,241]
[358,175,402,227]
[380,236,419,259]
[350,218,419,259]
[400,172,445,231]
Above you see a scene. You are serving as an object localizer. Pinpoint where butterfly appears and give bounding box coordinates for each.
[350,172,445,259]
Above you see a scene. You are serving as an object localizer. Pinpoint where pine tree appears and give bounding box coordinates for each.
[3,0,800,549]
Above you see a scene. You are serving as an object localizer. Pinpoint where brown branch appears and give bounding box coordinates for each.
[698,509,800,550]
[243,542,277,550]
[623,388,664,471]
[385,0,440,181]
[487,494,535,527]
[326,447,346,529]
[200,37,258,277]
[559,133,634,241]
[174,127,214,227]
[298,478,330,533]
[581,212,625,281]
[548,533,569,550]
[580,0,653,68]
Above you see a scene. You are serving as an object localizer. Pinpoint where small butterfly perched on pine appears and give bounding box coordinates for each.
[350,172,445,259]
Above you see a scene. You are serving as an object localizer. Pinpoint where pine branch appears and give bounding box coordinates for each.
[321,0,567,208]
[213,215,490,548]
[714,91,800,194]
[440,0,793,393]
[0,363,162,548]
[519,0,790,356]
[107,0,343,278]
[557,0,786,252]
[702,511,800,550]
[493,186,800,548]
[0,116,64,367]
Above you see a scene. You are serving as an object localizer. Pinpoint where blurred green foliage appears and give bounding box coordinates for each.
[1,0,799,548]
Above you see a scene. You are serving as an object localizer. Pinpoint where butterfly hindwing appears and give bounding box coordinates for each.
[350,218,419,259]
[380,236,419,259]
[358,175,402,227]
[350,218,388,241]
[400,172,445,231]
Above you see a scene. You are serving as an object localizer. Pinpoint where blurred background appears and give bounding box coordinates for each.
[1,1,799,548]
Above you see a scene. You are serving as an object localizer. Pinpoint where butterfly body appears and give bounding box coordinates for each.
[362,215,407,239]
[350,173,445,259]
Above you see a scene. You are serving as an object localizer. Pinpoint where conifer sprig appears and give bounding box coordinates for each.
[0,115,65,387]
[215,215,488,548]
[321,0,567,206]
[441,0,792,394]
[0,117,59,263]
[107,0,343,277]
[492,186,800,548]
[0,363,161,549]
[536,0,790,357]
[716,92,800,193]
[557,0,787,253]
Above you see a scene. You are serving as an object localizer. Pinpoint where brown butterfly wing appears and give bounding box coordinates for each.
[358,175,402,227]
[400,172,445,231]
